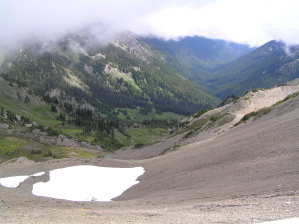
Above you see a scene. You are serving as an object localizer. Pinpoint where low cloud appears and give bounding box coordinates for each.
[0,0,298,47]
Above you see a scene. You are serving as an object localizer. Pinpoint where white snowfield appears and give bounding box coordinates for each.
[0,175,30,188]
[0,165,144,202]
[0,172,45,188]
[257,218,299,224]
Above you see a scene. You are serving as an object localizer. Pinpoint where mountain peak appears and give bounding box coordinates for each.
[113,31,152,61]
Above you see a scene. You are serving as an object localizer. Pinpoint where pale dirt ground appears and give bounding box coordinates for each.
[1,85,299,223]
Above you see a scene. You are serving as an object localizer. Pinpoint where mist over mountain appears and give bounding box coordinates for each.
[0,28,299,154]
[0,31,222,118]
[1,29,299,114]
[1,11,299,223]
[1,1,299,223]
[1,0,299,48]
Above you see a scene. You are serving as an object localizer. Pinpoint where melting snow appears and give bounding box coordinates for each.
[0,172,45,188]
[0,175,30,188]
[257,218,299,224]
[33,165,144,201]
[0,165,144,202]
[30,172,46,177]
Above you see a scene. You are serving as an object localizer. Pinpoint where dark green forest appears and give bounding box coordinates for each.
[0,33,299,152]
[0,36,220,117]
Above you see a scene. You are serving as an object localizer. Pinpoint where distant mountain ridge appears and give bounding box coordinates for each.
[142,37,299,99]
[146,36,254,71]
[141,37,299,100]
[0,32,226,117]
[1,30,299,118]
[141,36,255,83]
[208,40,299,98]
[2,30,299,224]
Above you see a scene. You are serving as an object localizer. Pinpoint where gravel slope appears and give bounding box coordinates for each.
[1,94,299,223]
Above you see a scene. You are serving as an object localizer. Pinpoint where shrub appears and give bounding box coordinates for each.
[210,115,220,122]
[30,149,42,155]
[47,127,61,136]
[243,90,250,96]
[183,130,194,139]
[234,107,272,126]
[233,96,240,103]
[194,109,209,118]
[179,121,189,127]
[134,143,145,149]
[274,92,299,106]
[43,151,53,157]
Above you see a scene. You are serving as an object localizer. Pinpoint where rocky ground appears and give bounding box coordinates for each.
[1,86,299,223]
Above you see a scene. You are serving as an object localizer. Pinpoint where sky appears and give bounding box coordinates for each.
[0,0,299,47]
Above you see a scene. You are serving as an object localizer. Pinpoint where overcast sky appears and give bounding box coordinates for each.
[1,0,299,47]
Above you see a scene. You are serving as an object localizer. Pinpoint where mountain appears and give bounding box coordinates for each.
[209,40,299,98]
[1,28,299,223]
[141,37,299,101]
[3,32,297,117]
[141,36,255,82]
[1,79,299,223]
[1,32,243,152]
[115,79,299,159]
[0,32,221,118]
[1,31,299,152]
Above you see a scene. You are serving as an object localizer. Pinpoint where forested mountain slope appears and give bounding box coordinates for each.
[139,37,299,100]
[1,31,299,128]
[0,32,221,117]
[209,40,299,98]
[141,36,254,83]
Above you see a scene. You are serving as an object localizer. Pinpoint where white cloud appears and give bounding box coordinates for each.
[145,0,299,46]
[0,0,298,47]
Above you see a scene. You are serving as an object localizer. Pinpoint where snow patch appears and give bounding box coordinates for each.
[30,172,46,177]
[0,172,45,188]
[0,175,29,188]
[32,165,144,201]
[257,218,299,224]
[0,165,144,201]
